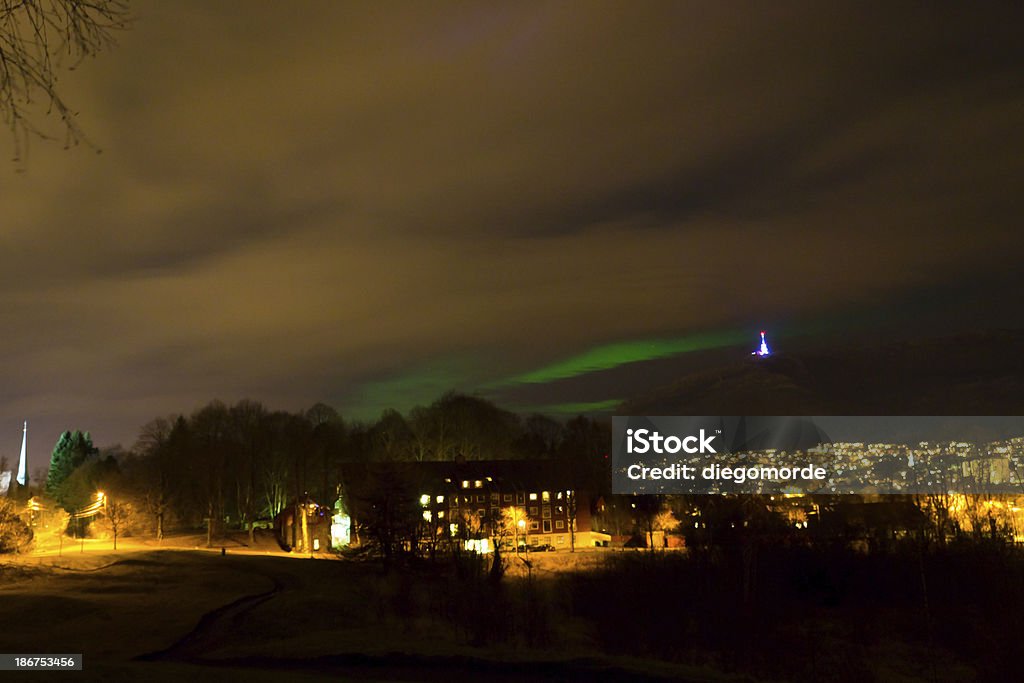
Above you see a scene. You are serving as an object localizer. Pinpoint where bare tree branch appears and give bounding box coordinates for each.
[0,0,129,161]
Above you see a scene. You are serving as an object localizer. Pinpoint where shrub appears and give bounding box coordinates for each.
[0,498,33,553]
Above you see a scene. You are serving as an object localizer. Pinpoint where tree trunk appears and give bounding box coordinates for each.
[301,505,310,554]
[490,544,503,582]
[291,504,298,548]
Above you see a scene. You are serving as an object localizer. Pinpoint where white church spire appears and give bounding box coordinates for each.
[16,421,27,486]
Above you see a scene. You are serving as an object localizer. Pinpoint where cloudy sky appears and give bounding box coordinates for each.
[1,1,1022,474]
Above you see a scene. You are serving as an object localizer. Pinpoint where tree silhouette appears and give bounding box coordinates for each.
[1,0,129,160]
[132,415,183,541]
[101,498,132,550]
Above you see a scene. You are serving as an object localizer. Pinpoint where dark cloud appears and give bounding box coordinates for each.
[0,1,1022,472]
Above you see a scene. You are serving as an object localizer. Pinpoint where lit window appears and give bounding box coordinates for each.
[556,491,563,500]
[542,491,550,502]
[438,510,445,519]
[419,494,430,506]
[422,510,432,522]
[464,538,492,554]
[474,480,483,488]
[529,493,538,501]
[436,495,444,504]
[556,519,564,529]
[462,480,470,489]
[450,524,458,536]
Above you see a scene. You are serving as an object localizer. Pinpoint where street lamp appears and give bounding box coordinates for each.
[76,491,107,552]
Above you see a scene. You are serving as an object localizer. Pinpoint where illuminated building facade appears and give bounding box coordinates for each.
[338,460,598,552]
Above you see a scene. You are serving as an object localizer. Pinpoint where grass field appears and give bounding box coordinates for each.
[0,540,738,682]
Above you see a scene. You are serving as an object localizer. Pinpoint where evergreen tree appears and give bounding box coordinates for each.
[45,430,99,507]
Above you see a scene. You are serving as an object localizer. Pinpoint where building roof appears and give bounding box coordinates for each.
[338,458,587,494]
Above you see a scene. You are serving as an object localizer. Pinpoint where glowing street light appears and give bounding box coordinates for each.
[513,513,527,555]
[75,491,108,552]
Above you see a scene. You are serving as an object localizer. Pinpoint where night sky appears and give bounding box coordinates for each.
[2,2,1022,474]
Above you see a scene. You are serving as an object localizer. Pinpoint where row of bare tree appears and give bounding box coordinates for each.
[49,393,612,546]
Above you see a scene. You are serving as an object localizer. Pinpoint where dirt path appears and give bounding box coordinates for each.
[132,555,723,682]
[138,574,711,682]
[137,560,290,661]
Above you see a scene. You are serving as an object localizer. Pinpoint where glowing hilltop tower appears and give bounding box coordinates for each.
[752,330,771,357]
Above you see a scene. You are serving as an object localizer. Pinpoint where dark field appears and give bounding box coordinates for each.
[3,540,1022,682]
[0,547,734,682]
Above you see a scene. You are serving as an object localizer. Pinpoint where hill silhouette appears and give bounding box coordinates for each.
[620,329,1024,416]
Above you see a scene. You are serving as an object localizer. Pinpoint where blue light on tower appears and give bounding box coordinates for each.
[752,330,771,356]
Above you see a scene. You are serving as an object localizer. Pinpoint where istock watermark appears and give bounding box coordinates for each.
[612,416,1024,495]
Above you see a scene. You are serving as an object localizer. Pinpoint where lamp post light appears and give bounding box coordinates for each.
[76,491,106,553]
[518,514,534,580]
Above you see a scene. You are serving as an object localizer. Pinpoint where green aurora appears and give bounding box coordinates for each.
[514,398,624,416]
[487,329,751,387]
[347,329,754,419]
